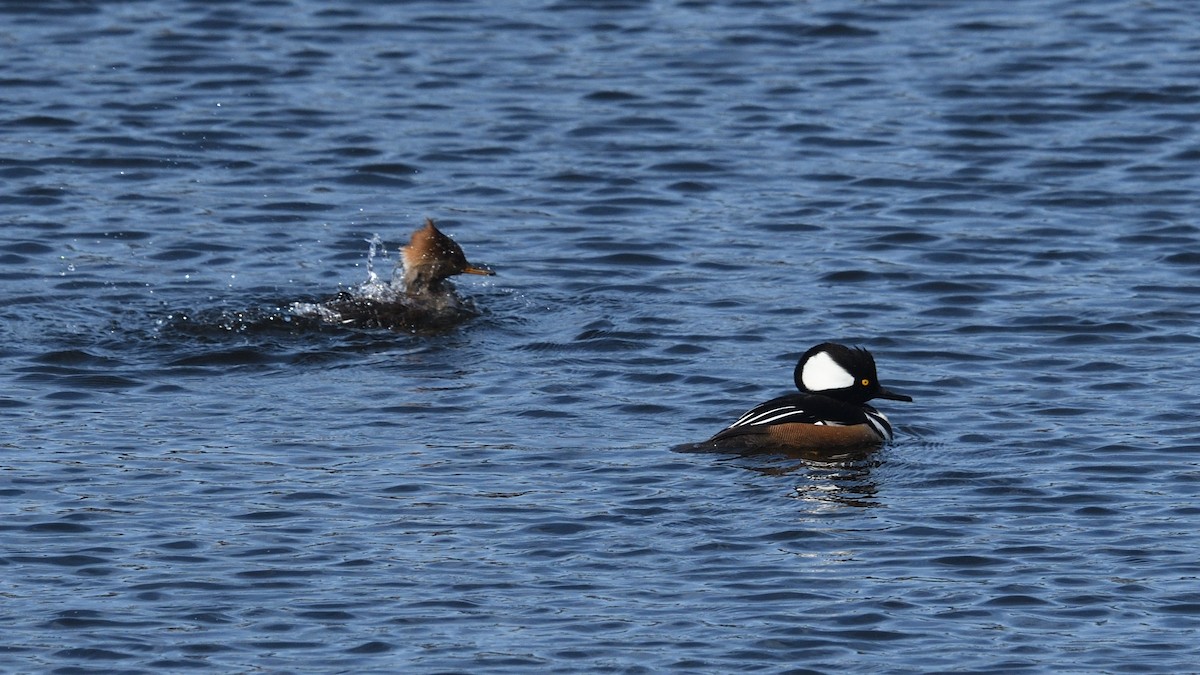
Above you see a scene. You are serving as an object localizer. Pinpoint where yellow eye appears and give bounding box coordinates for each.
[861,379,870,387]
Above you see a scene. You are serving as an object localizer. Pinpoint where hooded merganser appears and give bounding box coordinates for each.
[316,218,495,331]
[396,218,495,295]
[708,342,912,451]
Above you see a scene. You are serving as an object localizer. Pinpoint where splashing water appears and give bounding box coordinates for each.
[288,233,408,322]
[363,233,389,286]
[350,233,407,303]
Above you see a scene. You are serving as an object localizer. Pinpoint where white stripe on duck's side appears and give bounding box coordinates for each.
[862,407,893,441]
[730,405,799,427]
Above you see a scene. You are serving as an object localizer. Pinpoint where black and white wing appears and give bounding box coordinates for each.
[723,397,829,429]
[709,394,893,442]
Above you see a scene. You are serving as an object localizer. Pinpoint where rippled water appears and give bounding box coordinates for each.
[4,0,1200,672]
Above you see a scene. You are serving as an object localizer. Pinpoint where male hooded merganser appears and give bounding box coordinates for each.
[316,218,494,331]
[708,342,912,451]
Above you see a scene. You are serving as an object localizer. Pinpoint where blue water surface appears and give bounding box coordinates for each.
[3,0,1200,672]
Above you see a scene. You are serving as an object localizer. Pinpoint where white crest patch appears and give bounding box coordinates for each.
[801,350,855,392]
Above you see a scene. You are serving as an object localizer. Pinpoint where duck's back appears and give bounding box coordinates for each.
[321,290,478,332]
[708,392,892,449]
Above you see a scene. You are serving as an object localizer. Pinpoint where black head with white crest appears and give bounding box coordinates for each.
[792,342,912,405]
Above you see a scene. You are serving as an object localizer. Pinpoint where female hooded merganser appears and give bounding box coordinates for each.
[708,342,912,451]
[316,218,494,331]
[396,218,495,295]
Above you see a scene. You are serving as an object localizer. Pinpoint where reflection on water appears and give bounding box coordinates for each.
[789,462,880,510]
[679,441,883,508]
